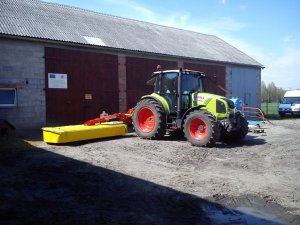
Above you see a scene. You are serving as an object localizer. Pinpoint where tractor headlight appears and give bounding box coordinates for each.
[216,99,226,113]
[222,98,235,109]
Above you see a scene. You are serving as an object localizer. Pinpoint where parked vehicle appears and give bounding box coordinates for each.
[278,90,300,117]
[132,68,248,147]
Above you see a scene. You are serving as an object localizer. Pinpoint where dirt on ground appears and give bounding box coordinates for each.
[0,119,299,225]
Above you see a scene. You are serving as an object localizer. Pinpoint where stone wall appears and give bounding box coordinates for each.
[0,39,45,129]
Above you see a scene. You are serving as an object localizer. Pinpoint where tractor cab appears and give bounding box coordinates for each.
[147,69,205,114]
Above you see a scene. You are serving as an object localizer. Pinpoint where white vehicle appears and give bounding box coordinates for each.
[278,90,300,117]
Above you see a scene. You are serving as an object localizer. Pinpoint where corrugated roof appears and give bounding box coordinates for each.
[0,0,263,67]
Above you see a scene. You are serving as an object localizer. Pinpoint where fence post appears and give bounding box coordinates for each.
[267,93,270,115]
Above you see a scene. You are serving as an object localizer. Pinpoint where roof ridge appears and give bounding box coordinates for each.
[39,0,125,18]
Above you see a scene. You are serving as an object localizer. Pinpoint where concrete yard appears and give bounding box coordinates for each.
[0,119,299,225]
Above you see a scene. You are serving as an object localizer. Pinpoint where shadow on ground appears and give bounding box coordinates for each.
[0,135,295,225]
[157,132,267,148]
[215,133,267,148]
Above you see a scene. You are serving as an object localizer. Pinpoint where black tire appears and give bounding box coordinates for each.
[235,114,248,140]
[132,99,166,139]
[221,113,248,143]
[279,112,285,118]
[169,129,184,137]
[183,110,220,147]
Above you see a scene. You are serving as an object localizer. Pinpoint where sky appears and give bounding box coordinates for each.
[43,0,300,90]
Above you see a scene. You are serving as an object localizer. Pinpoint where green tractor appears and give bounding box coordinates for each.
[132,68,248,147]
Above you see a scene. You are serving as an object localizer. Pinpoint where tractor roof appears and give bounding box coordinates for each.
[151,69,205,77]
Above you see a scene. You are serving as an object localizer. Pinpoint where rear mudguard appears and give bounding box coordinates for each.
[140,93,170,115]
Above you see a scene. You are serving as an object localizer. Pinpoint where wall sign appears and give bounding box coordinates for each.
[85,93,92,100]
[48,73,68,89]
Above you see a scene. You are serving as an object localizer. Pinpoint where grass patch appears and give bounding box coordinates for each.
[261,102,280,119]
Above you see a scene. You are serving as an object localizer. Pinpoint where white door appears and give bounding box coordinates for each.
[230,67,260,107]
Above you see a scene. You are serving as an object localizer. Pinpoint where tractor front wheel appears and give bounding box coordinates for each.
[221,112,248,142]
[183,110,220,147]
[133,99,166,139]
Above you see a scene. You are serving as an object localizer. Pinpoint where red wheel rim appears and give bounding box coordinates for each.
[137,107,156,133]
[189,118,208,140]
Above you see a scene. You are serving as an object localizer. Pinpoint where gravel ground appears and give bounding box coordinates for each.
[0,119,299,225]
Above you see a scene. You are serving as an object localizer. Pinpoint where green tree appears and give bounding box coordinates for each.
[261,81,268,102]
[267,82,277,102]
[277,87,286,102]
[261,81,286,103]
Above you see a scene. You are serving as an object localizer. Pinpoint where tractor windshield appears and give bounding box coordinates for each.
[182,73,204,94]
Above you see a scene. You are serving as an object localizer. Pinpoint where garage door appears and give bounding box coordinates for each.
[184,63,226,96]
[45,48,119,125]
[230,67,259,107]
[126,57,177,108]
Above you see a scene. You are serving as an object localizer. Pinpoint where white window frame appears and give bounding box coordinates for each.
[0,88,17,107]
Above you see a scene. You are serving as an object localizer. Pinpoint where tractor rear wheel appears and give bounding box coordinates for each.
[133,99,166,139]
[183,110,220,147]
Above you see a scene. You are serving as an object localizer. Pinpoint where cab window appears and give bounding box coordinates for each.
[160,72,178,94]
[182,74,203,94]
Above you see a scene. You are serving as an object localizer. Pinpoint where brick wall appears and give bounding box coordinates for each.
[118,54,127,112]
[0,39,45,129]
